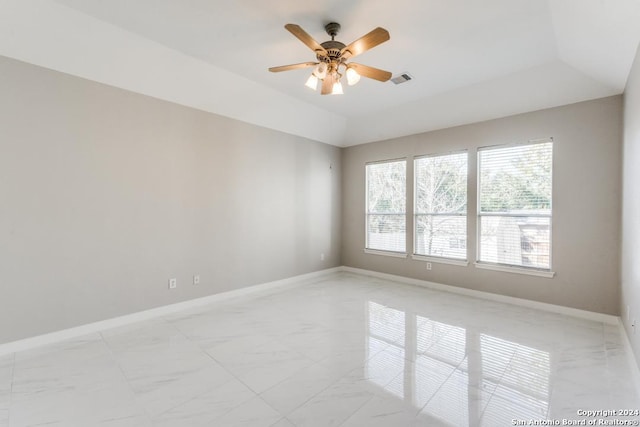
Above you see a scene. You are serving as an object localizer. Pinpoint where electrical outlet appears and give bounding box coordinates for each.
[426,262,432,270]
[193,275,200,285]
[168,278,177,289]
[320,253,325,261]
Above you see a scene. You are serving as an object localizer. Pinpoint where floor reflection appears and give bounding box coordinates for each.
[367,300,551,425]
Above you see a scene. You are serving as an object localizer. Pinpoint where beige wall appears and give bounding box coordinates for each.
[0,56,341,344]
[342,96,622,315]
[622,44,640,366]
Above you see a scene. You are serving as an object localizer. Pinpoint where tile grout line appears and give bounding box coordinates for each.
[269,417,292,427]
[411,356,461,417]
[335,393,379,427]
[391,320,466,419]
[185,275,392,423]
[409,339,518,421]
[240,280,395,422]
[335,336,431,425]
[154,319,256,420]
[262,359,376,422]
[167,317,281,422]
[275,276,461,424]
[473,345,521,423]
[97,331,155,425]
[166,303,275,395]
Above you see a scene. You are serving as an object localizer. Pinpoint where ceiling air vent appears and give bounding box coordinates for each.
[391,73,413,85]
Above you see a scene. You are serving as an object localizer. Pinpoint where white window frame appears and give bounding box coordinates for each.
[364,158,407,257]
[413,150,468,265]
[476,138,554,277]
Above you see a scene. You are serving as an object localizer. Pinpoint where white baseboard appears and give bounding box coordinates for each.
[0,267,340,356]
[339,266,620,325]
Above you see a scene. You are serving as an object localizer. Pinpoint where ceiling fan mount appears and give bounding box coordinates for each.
[324,22,341,39]
[269,22,392,95]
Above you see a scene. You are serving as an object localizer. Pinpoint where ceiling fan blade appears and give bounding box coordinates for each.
[269,62,318,73]
[321,73,334,95]
[285,24,328,57]
[341,27,390,60]
[348,63,392,82]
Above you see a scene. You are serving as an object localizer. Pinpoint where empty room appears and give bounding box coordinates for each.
[1,0,640,426]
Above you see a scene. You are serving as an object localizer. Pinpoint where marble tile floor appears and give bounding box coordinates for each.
[0,272,638,426]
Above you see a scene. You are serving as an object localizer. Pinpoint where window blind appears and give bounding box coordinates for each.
[366,159,406,253]
[478,141,553,269]
[414,152,468,260]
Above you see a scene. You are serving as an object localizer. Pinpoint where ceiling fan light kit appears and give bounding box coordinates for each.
[346,67,361,86]
[269,22,392,95]
[305,74,319,90]
[332,80,344,95]
[313,62,328,79]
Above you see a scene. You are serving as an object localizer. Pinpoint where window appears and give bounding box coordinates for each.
[365,159,406,253]
[478,140,553,270]
[414,152,468,260]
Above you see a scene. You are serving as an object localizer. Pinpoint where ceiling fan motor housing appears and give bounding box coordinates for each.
[318,40,346,63]
[317,22,347,64]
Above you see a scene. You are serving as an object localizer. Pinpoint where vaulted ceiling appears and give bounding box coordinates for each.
[1,0,639,146]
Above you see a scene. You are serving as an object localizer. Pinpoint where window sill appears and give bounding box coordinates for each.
[474,262,555,278]
[412,255,469,267]
[364,249,408,259]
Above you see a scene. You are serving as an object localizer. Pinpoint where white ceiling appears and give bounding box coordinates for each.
[1,0,639,146]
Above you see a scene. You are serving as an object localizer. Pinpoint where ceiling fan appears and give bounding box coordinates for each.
[269,22,392,95]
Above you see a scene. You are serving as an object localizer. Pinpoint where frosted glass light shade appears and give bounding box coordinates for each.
[346,67,361,86]
[305,74,318,90]
[313,62,328,79]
